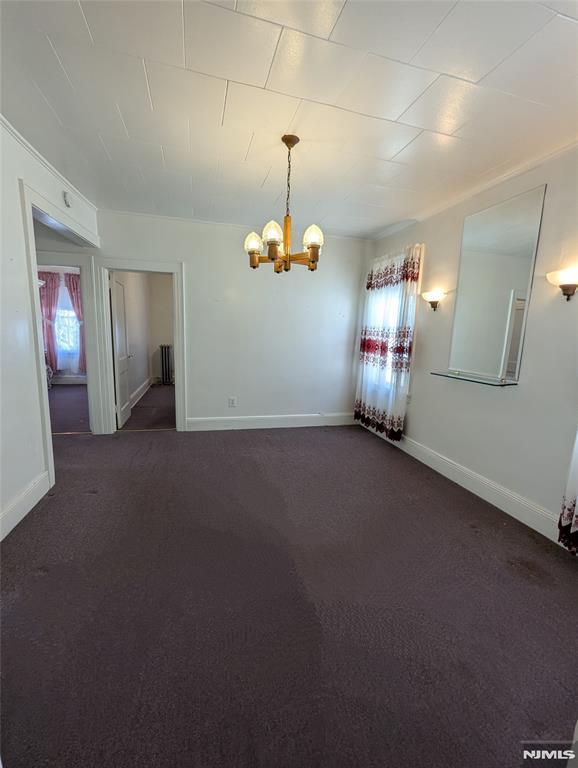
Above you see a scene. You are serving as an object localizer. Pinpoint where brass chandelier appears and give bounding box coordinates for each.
[244,135,324,273]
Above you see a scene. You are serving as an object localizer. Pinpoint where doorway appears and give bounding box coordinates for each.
[109,270,176,431]
[33,219,94,437]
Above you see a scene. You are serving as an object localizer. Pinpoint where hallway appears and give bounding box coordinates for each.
[121,384,175,431]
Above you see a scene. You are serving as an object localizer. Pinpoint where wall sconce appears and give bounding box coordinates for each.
[422,289,446,311]
[546,267,578,301]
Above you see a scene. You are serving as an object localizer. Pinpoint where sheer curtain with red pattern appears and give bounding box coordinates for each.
[354,245,423,441]
[38,271,60,371]
[559,428,578,555]
[64,272,86,373]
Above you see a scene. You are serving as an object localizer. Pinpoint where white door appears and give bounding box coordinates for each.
[110,274,131,428]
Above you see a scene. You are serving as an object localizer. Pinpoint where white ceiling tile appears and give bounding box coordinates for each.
[290,102,420,160]
[224,83,300,133]
[236,0,345,38]
[145,60,225,124]
[411,1,554,82]
[2,0,575,237]
[267,29,365,102]
[455,101,578,169]
[330,0,454,62]
[80,0,184,67]
[56,42,150,113]
[342,155,407,186]
[101,137,164,173]
[383,164,464,192]
[335,54,438,120]
[540,1,578,19]
[391,130,469,170]
[184,2,281,87]
[397,75,529,135]
[481,15,578,106]
[206,0,237,9]
[0,13,129,140]
[119,105,189,147]
[347,183,416,208]
[144,168,194,213]
[1,0,93,47]
[391,128,533,180]
[162,144,218,181]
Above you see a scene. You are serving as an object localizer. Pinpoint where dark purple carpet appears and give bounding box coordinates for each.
[121,384,175,431]
[1,426,577,768]
[48,384,89,433]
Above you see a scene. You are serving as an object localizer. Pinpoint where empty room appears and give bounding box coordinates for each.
[0,1,577,767]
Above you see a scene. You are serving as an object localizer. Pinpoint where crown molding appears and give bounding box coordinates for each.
[371,138,578,242]
[97,207,371,242]
[0,114,97,211]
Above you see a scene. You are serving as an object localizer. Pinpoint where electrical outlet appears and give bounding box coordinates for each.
[228,396,238,408]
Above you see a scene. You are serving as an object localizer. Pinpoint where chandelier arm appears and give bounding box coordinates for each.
[285,146,291,217]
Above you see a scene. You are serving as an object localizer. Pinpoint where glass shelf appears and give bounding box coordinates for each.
[431,371,518,387]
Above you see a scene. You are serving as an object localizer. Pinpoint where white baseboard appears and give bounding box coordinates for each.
[129,378,152,408]
[186,412,354,431]
[399,436,559,543]
[51,375,87,385]
[1,471,50,540]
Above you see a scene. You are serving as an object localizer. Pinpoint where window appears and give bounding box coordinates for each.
[54,278,80,373]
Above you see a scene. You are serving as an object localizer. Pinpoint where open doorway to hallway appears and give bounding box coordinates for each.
[109,270,175,431]
[34,220,91,435]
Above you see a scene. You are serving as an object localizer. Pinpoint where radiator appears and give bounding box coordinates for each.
[160,344,173,385]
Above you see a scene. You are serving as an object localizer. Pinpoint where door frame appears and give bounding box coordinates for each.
[109,272,132,428]
[19,181,100,486]
[95,258,187,433]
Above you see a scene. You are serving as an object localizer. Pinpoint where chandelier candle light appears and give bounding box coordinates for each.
[244,135,324,273]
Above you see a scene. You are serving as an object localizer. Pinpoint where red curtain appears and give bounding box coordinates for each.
[64,272,86,373]
[38,271,60,371]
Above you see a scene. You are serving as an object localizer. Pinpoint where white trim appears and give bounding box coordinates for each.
[398,435,559,542]
[1,472,50,540]
[186,412,354,431]
[130,378,152,408]
[51,375,87,385]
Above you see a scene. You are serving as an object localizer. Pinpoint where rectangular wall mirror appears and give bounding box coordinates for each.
[440,185,546,386]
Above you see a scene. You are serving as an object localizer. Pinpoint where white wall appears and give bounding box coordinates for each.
[148,273,173,381]
[97,211,369,428]
[0,118,98,537]
[372,146,578,540]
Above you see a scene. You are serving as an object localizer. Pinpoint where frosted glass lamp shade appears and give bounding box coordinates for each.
[546,266,578,300]
[262,220,282,245]
[303,224,324,249]
[546,267,578,286]
[244,232,263,254]
[422,289,446,303]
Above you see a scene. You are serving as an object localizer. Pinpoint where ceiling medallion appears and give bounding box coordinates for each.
[244,135,324,273]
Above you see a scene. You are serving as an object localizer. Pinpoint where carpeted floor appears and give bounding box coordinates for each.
[48,384,90,433]
[1,426,577,768]
[121,384,175,431]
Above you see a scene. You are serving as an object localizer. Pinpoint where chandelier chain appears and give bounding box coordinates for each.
[286,147,291,217]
